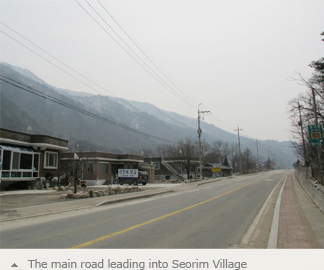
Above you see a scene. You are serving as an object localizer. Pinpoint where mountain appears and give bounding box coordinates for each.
[0,62,296,168]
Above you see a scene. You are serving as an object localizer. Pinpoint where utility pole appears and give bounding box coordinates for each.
[198,103,210,180]
[234,124,243,174]
[297,100,307,165]
[254,139,260,169]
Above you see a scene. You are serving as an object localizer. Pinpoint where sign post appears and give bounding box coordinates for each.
[308,124,323,185]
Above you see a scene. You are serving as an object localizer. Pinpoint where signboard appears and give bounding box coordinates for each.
[308,124,323,146]
[118,169,138,180]
[212,167,221,172]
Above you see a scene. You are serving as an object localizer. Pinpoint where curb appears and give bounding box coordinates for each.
[95,189,173,206]
[267,174,287,249]
[1,178,232,222]
[196,178,224,186]
[0,189,173,222]
[240,173,286,247]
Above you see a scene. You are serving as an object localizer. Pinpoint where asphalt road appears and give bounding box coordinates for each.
[0,170,287,248]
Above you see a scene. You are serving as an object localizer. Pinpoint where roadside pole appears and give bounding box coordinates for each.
[197,104,210,180]
[235,125,243,174]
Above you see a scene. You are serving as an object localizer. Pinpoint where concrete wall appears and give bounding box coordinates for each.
[295,167,324,212]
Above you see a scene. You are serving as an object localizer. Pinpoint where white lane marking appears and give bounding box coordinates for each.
[268,175,288,249]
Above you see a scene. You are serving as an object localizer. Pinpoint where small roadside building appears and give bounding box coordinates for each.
[143,157,199,181]
[60,151,145,185]
[201,163,233,178]
[0,128,68,190]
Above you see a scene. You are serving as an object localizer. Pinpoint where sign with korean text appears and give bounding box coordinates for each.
[308,124,323,146]
[118,169,138,180]
[212,167,221,172]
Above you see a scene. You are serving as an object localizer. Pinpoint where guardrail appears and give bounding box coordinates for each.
[295,167,324,212]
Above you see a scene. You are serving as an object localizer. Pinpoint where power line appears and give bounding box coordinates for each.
[96,0,197,108]
[0,75,176,144]
[0,24,183,134]
[1,8,234,140]
[75,0,197,109]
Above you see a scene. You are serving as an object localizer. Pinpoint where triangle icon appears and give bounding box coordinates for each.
[11,263,18,268]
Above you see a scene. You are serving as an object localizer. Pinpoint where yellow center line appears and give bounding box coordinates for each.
[71,172,277,249]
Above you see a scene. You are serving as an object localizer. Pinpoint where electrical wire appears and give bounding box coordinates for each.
[96,0,198,108]
[1,7,236,140]
[0,24,183,135]
[0,75,176,144]
[75,0,196,109]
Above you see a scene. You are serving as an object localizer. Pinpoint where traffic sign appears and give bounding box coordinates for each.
[308,124,323,146]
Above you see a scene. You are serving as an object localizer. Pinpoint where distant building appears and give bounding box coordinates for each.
[60,151,144,185]
[143,157,199,181]
[0,128,68,190]
[201,163,233,178]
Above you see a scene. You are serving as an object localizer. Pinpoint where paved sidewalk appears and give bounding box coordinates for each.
[278,172,324,248]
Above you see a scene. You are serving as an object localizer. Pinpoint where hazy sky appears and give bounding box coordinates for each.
[1,0,323,142]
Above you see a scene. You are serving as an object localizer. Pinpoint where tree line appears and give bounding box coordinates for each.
[289,31,324,184]
[143,137,274,175]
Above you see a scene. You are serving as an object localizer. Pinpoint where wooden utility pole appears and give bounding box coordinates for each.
[198,104,210,180]
[255,139,260,167]
[297,100,307,165]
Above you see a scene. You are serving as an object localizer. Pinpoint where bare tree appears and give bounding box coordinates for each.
[178,137,198,179]
[242,147,256,173]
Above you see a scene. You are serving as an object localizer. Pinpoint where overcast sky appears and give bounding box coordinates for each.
[1,0,323,142]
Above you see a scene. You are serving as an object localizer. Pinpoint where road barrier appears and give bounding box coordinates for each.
[295,167,324,212]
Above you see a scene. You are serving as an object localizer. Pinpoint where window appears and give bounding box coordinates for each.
[2,150,11,170]
[12,152,20,169]
[23,172,32,177]
[144,161,160,170]
[0,146,40,179]
[99,163,109,174]
[33,155,39,171]
[20,153,33,169]
[45,152,58,168]
[11,172,21,178]
[87,163,93,173]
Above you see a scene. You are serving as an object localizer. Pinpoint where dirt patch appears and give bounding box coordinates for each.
[0,187,111,211]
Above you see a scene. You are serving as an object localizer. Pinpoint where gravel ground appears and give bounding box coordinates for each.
[0,183,169,212]
[0,187,123,211]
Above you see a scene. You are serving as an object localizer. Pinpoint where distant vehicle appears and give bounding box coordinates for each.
[138,170,149,185]
[118,170,149,185]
